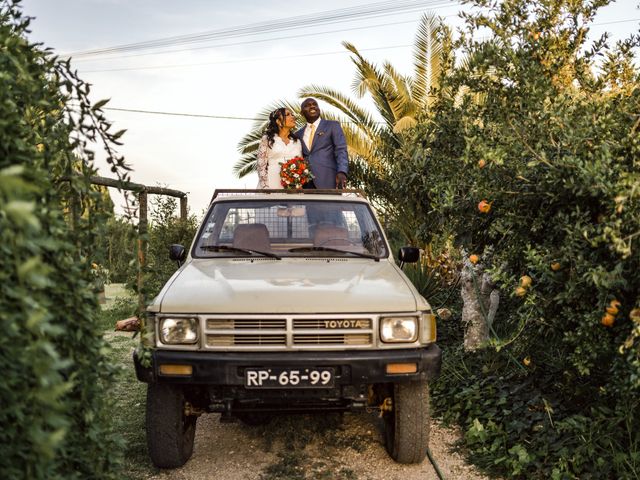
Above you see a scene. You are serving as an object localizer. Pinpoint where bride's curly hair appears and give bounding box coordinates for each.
[265,108,298,148]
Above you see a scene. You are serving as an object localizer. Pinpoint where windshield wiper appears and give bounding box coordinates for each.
[288,246,379,261]
[200,245,281,259]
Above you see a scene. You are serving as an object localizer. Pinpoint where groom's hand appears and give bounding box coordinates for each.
[336,172,347,189]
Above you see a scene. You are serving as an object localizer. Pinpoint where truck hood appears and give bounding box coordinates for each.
[153,258,422,314]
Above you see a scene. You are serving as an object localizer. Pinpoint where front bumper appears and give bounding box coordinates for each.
[134,344,442,386]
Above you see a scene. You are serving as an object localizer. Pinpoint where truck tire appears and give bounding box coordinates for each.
[383,379,430,464]
[146,383,197,468]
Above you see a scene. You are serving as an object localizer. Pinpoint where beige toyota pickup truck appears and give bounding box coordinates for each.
[134,189,442,468]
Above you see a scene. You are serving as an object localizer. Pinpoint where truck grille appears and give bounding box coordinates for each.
[207,319,286,330]
[293,334,371,346]
[207,334,287,346]
[202,315,375,350]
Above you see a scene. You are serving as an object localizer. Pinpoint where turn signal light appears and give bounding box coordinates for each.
[386,363,417,374]
[159,364,193,376]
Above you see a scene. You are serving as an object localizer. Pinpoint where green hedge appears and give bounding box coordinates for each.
[1,2,128,477]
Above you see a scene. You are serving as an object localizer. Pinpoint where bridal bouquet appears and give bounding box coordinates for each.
[280,156,314,189]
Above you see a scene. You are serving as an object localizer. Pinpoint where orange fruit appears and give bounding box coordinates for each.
[551,262,561,271]
[478,159,486,168]
[605,305,619,316]
[515,286,527,297]
[478,200,492,214]
[519,275,532,288]
[601,313,615,327]
[469,254,479,264]
[609,299,621,309]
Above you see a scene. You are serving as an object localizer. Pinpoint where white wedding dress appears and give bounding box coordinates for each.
[256,135,303,189]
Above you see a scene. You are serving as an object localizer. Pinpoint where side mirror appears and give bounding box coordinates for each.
[169,244,186,267]
[398,246,420,269]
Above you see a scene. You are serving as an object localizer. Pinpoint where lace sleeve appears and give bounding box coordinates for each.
[256,136,269,189]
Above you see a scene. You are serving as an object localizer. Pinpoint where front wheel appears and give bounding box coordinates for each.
[383,380,430,464]
[146,384,197,468]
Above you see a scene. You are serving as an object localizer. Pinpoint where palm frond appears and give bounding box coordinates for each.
[392,116,418,133]
[233,154,258,178]
[412,13,443,107]
[341,123,380,163]
[383,62,415,123]
[342,41,396,126]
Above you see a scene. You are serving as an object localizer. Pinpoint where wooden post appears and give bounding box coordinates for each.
[180,196,187,220]
[137,190,148,315]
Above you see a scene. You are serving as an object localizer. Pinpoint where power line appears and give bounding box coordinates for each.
[81,16,640,74]
[83,44,413,74]
[65,0,460,60]
[104,107,259,120]
[105,107,389,124]
[76,15,429,65]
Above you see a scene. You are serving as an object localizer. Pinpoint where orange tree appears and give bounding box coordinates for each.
[392,0,640,477]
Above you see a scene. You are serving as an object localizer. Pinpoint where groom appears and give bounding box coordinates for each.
[296,98,348,189]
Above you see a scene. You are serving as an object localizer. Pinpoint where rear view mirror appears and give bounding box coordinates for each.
[398,246,420,269]
[277,206,306,217]
[169,244,186,267]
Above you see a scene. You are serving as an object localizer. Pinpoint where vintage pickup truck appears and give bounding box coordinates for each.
[134,189,442,468]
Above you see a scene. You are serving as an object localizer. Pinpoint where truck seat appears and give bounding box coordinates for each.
[233,224,272,252]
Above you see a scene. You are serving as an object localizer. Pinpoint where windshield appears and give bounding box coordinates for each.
[193,199,388,259]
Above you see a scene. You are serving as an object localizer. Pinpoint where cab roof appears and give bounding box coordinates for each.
[210,189,369,204]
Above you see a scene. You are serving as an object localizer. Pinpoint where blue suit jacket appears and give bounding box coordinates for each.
[295,119,348,189]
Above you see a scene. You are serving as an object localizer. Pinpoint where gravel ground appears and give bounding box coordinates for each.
[148,411,490,480]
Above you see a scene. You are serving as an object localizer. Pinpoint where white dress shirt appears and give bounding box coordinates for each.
[303,118,321,149]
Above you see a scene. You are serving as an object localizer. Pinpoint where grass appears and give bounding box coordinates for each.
[100,285,157,480]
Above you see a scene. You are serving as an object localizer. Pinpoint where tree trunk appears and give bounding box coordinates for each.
[460,260,499,351]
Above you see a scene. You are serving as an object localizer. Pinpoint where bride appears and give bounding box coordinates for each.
[256,107,302,189]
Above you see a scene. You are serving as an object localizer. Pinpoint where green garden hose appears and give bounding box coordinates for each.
[427,447,446,480]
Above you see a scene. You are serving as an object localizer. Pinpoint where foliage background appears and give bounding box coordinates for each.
[376,1,640,478]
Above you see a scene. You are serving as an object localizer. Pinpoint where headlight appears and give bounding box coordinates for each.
[159,318,198,345]
[380,316,418,343]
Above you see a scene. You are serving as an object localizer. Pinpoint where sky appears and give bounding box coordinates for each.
[19,0,640,218]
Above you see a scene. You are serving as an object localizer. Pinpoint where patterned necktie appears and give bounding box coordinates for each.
[307,124,316,150]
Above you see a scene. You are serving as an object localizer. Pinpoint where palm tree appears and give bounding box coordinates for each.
[233,13,445,188]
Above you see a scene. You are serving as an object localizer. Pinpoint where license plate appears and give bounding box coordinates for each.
[244,367,335,388]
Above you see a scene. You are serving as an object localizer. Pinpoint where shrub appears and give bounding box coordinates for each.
[0,1,129,477]
[101,216,137,283]
[393,0,640,477]
[129,195,198,298]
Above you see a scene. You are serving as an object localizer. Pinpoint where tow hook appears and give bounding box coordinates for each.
[184,402,204,417]
[378,397,393,417]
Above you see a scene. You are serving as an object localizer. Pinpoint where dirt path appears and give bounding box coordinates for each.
[148,411,488,480]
